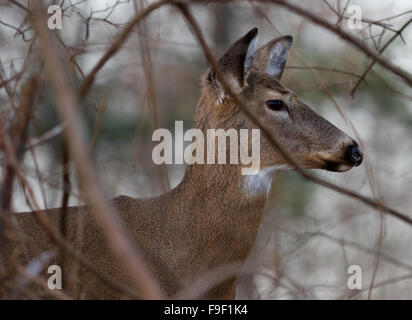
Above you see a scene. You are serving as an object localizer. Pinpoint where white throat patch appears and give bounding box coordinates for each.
[243,165,291,196]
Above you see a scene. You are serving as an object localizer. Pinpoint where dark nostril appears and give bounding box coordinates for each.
[345,143,363,166]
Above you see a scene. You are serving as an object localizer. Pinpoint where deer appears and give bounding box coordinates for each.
[1,28,363,300]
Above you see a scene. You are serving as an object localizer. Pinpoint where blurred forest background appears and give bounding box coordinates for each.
[1,0,412,299]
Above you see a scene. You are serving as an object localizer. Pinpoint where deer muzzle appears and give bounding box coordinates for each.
[344,142,363,167]
[322,140,363,172]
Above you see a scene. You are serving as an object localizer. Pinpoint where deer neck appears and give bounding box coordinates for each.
[171,162,277,267]
[179,162,279,202]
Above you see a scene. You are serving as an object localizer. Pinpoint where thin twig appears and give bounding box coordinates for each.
[78,0,171,99]
[351,18,412,96]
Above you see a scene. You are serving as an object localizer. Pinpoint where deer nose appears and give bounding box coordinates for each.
[344,142,363,166]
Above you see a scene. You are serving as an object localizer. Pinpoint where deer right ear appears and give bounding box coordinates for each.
[209,28,258,97]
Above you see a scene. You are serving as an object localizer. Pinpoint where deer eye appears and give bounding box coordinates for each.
[266,99,286,111]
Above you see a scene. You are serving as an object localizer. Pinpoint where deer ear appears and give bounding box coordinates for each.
[252,35,293,80]
[212,28,258,92]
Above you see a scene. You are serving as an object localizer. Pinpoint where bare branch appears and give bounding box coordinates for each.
[30,1,166,299]
[188,0,412,88]
[351,18,412,96]
[78,0,171,99]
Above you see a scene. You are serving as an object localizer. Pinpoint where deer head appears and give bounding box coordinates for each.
[196,28,362,178]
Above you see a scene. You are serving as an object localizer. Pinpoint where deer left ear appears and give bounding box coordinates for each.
[212,28,258,93]
[252,35,293,80]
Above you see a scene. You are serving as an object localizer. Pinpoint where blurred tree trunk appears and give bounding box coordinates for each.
[210,3,233,52]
